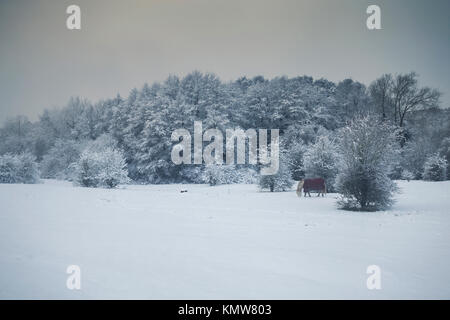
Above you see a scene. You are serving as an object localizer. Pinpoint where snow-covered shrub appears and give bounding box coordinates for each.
[74,147,129,188]
[303,136,339,192]
[203,165,234,186]
[98,150,130,188]
[0,154,17,183]
[422,153,447,181]
[202,165,256,185]
[179,166,203,183]
[75,152,101,187]
[258,154,294,192]
[0,153,40,184]
[335,117,399,211]
[40,139,83,179]
[16,153,41,184]
[235,167,258,184]
[400,169,415,181]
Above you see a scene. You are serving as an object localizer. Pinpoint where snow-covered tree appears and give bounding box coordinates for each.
[0,154,18,183]
[400,169,415,181]
[97,149,130,188]
[235,167,258,184]
[400,137,434,179]
[84,133,117,153]
[335,79,370,121]
[303,136,339,192]
[40,139,83,179]
[368,74,393,120]
[422,153,447,181]
[0,153,40,184]
[438,137,450,180]
[0,116,34,155]
[0,71,444,186]
[369,72,441,128]
[16,153,41,184]
[258,152,293,192]
[391,72,440,128]
[203,164,235,186]
[202,165,257,186]
[335,117,399,211]
[285,139,306,181]
[74,147,129,188]
[75,151,101,187]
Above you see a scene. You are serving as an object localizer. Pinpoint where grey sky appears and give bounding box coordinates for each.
[0,0,449,123]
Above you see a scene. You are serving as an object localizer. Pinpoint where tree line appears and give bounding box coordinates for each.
[0,71,448,209]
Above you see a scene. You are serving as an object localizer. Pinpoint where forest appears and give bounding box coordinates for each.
[0,71,448,209]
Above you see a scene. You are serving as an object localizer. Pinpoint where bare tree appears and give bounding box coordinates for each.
[368,74,393,120]
[370,73,441,127]
[391,72,440,127]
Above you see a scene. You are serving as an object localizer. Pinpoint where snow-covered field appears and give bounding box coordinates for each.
[0,180,449,299]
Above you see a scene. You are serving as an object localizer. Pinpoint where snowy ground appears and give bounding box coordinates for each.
[0,180,449,299]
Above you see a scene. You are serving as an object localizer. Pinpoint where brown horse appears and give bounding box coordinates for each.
[296,178,327,197]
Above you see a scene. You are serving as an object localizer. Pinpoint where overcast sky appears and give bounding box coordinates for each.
[0,0,449,123]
